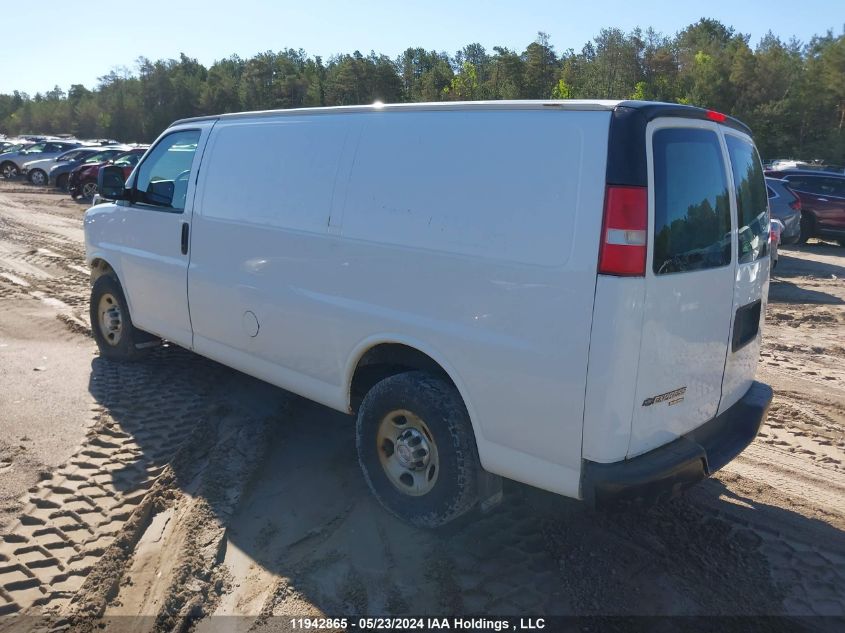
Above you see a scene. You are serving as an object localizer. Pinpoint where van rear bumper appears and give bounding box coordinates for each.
[581,381,773,507]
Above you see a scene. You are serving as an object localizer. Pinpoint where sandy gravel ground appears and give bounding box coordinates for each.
[0,180,843,632]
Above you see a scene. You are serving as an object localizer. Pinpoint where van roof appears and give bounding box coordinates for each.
[172,100,751,134]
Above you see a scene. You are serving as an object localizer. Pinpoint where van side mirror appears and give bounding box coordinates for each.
[98,165,127,200]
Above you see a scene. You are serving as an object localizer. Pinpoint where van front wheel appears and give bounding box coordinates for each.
[356,371,481,528]
[90,275,151,360]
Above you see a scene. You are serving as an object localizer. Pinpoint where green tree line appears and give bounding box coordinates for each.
[1,19,843,161]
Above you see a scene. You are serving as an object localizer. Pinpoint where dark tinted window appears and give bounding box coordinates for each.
[653,128,731,275]
[818,177,845,197]
[58,149,85,161]
[726,136,768,264]
[785,176,824,195]
[113,152,141,167]
[85,149,121,163]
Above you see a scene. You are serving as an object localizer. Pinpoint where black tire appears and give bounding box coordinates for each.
[1,161,18,179]
[56,173,68,191]
[80,180,98,200]
[797,212,815,244]
[356,370,481,528]
[89,275,150,360]
[28,169,47,186]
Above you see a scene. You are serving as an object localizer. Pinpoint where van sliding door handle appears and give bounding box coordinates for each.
[180,222,189,255]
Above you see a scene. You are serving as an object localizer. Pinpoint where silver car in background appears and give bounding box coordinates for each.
[766,177,802,245]
[0,140,82,179]
[22,147,99,185]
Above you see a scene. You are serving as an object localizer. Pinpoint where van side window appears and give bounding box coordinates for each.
[726,136,768,264]
[134,130,200,212]
[652,128,731,275]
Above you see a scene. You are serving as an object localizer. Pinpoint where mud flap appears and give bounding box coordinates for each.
[478,469,503,513]
[134,330,163,349]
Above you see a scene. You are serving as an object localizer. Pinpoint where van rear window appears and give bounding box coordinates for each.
[726,136,768,264]
[652,128,731,275]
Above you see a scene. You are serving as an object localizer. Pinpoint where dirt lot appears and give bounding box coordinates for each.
[0,180,843,631]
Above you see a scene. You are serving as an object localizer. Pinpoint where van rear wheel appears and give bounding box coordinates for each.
[356,371,481,527]
[90,275,153,360]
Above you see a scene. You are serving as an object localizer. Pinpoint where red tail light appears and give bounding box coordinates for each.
[598,185,648,276]
[706,110,727,123]
[788,195,801,211]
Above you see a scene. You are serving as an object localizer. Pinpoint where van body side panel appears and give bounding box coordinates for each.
[187,108,607,497]
[582,276,645,463]
[335,110,610,496]
[188,116,352,409]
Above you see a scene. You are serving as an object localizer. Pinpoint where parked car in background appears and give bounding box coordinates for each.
[0,141,34,156]
[765,177,802,245]
[769,159,810,171]
[765,169,845,245]
[0,140,82,179]
[49,147,128,190]
[1,140,20,154]
[22,147,102,186]
[69,147,146,200]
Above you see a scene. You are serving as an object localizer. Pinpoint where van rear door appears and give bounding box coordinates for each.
[628,119,736,458]
[718,131,769,413]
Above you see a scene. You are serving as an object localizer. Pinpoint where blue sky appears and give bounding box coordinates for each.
[1,0,841,95]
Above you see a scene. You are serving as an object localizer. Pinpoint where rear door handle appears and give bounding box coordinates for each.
[817,198,828,202]
[181,222,189,255]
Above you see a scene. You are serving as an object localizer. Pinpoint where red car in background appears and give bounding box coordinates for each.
[68,147,147,200]
[764,169,845,246]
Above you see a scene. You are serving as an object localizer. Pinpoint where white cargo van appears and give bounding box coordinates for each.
[85,100,773,527]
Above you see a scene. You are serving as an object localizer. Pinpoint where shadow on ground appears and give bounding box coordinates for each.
[776,244,845,279]
[769,278,843,305]
[81,345,845,628]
